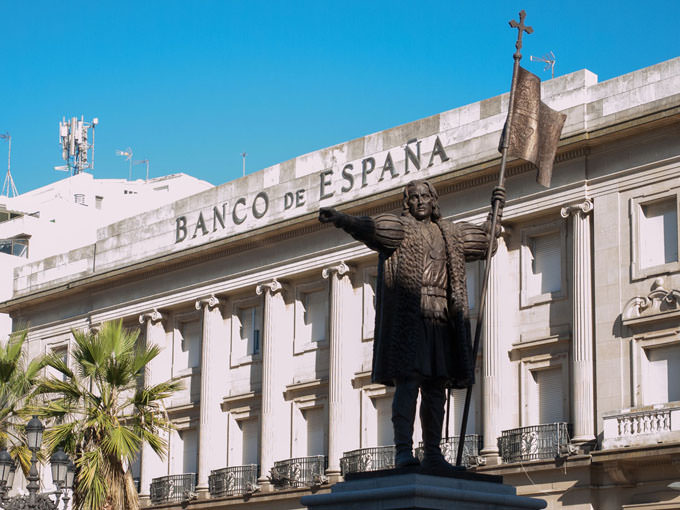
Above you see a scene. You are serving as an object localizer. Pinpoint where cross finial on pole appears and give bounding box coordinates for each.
[509,10,533,58]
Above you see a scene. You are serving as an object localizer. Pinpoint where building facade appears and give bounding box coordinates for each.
[2,57,680,510]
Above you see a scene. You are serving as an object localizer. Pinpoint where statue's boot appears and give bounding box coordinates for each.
[419,381,465,474]
[392,380,420,468]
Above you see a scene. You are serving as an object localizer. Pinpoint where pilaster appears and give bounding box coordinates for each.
[137,309,168,504]
[561,199,596,446]
[322,261,352,483]
[194,295,222,497]
[255,279,285,492]
[481,236,508,464]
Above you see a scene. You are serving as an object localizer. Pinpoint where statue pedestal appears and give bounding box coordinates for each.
[301,467,546,510]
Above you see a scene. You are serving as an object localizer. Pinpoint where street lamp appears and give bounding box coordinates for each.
[25,416,44,509]
[50,447,68,502]
[62,459,75,509]
[0,448,13,500]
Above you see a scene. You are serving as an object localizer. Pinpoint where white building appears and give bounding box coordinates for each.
[2,57,680,510]
[0,172,213,338]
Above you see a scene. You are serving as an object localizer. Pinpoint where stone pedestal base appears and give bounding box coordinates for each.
[301,469,546,510]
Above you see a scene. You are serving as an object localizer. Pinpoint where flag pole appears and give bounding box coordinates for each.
[455,9,533,467]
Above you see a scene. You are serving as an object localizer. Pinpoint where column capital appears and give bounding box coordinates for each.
[256,278,284,296]
[560,199,593,218]
[322,261,352,279]
[138,309,167,325]
[195,295,220,311]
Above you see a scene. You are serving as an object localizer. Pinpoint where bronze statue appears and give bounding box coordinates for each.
[319,179,504,472]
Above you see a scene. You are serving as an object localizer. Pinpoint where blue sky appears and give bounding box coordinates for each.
[1,1,678,193]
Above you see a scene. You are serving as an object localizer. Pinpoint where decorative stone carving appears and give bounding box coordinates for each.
[195,295,220,310]
[138,309,166,325]
[623,277,680,323]
[559,198,593,218]
[255,278,283,296]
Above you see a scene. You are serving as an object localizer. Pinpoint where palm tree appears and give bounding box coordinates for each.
[32,320,181,510]
[0,329,45,473]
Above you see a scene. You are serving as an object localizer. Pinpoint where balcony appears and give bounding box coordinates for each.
[602,402,680,449]
[499,423,572,463]
[149,473,197,505]
[208,464,259,497]
[340,445,395,475]
[415,435,483,467]
[270,455,327,489]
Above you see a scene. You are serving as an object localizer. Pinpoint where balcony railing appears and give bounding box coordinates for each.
[149,473,197,505]
[499,422,572,463]
[602,402,680,449]
[340,445,395,475]
[415,435,483,467]
[270,455,327,489]
[209,464,259,497]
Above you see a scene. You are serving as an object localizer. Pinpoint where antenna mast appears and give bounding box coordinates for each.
[241,152,247,177]
[57,116,99,175]
[116,148,133,180]
[0,133,18,197]
[530,51,556,79]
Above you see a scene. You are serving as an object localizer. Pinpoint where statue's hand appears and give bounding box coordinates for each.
[491,186,506,210]
[319,207,342,226]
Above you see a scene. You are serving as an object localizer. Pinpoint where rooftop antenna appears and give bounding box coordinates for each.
[241,152,247,177]
[57,116,98,175]
[0,133,18,197]
[116,148,133,180]
[134,159,150,181]
[530,51,556,79]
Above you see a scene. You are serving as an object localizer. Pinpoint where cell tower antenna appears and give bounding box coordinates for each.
[116,148,133,180]
[530,51,556,79]
[134,159,150,181]
[241,152,247,177]
[0,133,18,197]
[57,116,98,175]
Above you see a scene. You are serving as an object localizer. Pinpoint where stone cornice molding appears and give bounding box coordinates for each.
[255,278,284,296]
[560,199,593,218]
[194,295,220,311]
[321,261,352,280]
[138,309,167,325]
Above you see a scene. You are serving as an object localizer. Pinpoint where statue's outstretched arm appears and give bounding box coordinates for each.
[319,208,404,254]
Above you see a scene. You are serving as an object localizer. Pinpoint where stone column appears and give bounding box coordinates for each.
[138,309,167,504]
[561,200,595,445]
[195,295,222,498]
[481,236,507,463]
[255,279,285,491]
[322,262,352,482]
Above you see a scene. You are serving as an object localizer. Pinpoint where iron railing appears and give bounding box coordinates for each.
[499,422,571,463]
[340,445,395,475]
[149,473,197,505]
[270,455,327,489]
[415,435,483,467]
[209,464,259,497]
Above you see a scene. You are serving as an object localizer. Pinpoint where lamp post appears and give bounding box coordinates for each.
[26,416,44,509]
[50,447,69,504]
[0,448,14,502]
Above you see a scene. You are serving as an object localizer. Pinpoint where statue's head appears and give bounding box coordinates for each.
[402,180,441,221]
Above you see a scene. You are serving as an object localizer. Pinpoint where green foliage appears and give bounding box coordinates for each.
[0,329,45,473]
[32,320,182,510]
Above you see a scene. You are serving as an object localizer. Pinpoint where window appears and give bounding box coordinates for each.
[95,196,103,209]
[45,340,70,382]
[240,419,259,465]
[52,346,68,382]
[173,314,201,376]
[0,238,29,258]
[466,261,480,312]
[362,268,378,340]
[230,298,263,367]
[171,428,198,474]
[521,221,566,307]
[374,397,393,446]
[632,191,680,279]
[238,305,262,356]
[534,368,564,424]
[294,282,329,353]
[0,212,9,223]
[521,356,568,426]
[304,407,327,456]
[642,344,680,405]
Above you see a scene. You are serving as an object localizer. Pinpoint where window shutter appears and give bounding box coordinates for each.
[640,199,678,268]
[537,368,564,424]
[529,232,562,296]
